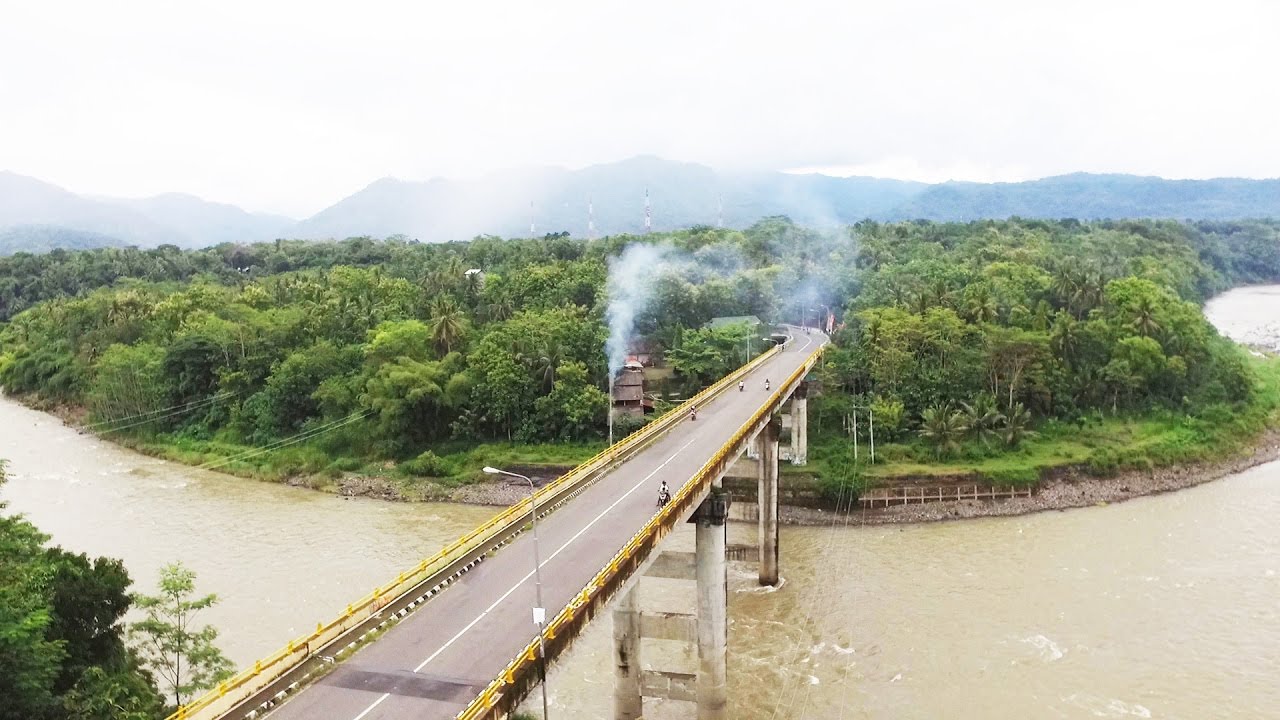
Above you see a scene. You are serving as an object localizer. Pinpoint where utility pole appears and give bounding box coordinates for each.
[644,188,651,234]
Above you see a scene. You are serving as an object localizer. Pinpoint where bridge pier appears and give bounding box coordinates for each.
[757,418,780,586]
[612,587,644,720]
[790,383,808,465]
[694,490,729,720]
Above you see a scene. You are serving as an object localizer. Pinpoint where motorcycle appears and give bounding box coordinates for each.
[657,488,671,507]
[764,379,771,391]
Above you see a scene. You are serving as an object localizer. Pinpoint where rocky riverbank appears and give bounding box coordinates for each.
[774,428,1280,526]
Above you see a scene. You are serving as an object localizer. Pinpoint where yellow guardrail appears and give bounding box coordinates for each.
[169,340,786,720]
[454,340,824,720]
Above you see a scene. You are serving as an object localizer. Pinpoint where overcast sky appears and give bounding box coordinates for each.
[2,0,1277,217]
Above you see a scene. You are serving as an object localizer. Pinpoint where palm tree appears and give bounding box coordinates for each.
[960,395,1005,447]
[1002,402,1037,448]
[529,341,564,392]
[918,404,969,458]
[1130,295,1162,338]
[1049,312,1081,367]
[964,285,999,324]
[427,296,466,355]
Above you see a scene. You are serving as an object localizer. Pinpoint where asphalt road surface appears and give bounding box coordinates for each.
[267,329,826,720]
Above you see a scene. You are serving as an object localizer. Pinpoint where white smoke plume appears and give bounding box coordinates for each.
[605,243,677,377]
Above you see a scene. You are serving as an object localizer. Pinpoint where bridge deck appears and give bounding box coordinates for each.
[268,332,823,720]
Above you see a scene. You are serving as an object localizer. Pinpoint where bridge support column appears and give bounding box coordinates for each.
[694,491,729,720]
[790,383,808,466]
[758,418,780,586]
[612,586,644,720]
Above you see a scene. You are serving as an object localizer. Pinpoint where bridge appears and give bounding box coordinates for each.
[173,328,826,720]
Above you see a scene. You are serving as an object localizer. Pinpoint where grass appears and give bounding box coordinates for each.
[805,355,1280,489]
[120,431,605,496]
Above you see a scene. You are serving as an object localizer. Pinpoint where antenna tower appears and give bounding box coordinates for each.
[644,188,652,233]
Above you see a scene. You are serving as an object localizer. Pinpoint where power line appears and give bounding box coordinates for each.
[196,410,373,473]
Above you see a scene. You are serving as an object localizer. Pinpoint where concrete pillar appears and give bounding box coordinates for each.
[746,432,760,460]
[758,419,780,586]
[695,493,729,720]
[612,586,643,720]
[790,385,808,466]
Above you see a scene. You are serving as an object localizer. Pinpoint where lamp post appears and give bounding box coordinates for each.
[483,466,550,719]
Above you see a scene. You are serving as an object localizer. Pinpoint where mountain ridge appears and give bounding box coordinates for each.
[3,160,1279,253]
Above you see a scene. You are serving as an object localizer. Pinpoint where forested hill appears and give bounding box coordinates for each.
[896,174,1280,222]
[2,219,1280,491]
[5,160,1280,252]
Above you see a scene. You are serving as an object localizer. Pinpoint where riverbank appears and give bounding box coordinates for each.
[775,426,1280,526]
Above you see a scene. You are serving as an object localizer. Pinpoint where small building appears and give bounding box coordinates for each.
[612,368,653,418]
[626,339,658,367]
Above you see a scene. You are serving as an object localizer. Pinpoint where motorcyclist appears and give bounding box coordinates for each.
[690,405,697,420]
[658,480,671,507]
[764,378,771,391]
[738,381,745,392]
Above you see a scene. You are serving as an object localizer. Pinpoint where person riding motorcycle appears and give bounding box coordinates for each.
[764,378,771,391]
[738,381,745,392]
[690,405,698,421]
[657,480,671,507]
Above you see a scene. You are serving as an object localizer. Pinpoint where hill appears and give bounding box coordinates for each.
[0,224,128,255]
[0,172,294,252]
[291,157,926,241]
[895,173,1280,221]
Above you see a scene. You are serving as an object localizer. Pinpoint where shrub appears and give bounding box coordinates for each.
[399,450,458,477]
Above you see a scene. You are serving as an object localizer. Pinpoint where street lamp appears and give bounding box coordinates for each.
[483,466,550,719]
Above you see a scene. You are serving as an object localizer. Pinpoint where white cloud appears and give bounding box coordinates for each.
[1,0,1277,216]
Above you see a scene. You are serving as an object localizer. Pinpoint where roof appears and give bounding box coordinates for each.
[614,369,644,387]
[704,315,762,329]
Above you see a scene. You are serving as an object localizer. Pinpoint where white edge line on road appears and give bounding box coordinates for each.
[345,434,700,719]
[343,339,819,719]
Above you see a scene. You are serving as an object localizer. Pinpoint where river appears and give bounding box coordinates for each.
[2,286,1278,718]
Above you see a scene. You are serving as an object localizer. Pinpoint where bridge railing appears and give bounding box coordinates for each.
[168,341,786,720]
[455,342,823,720]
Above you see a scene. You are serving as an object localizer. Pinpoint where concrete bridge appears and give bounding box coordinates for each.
[174,328,826,720]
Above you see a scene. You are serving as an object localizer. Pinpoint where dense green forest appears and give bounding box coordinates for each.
[2,218,1279,492]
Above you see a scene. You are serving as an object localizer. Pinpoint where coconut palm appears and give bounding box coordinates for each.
[427,296,467,355]
[918,404,969,458]
[1002,402,1037,448]
[1130,295,1163,338]
[960,395,1005,446]
[964,285,999,324]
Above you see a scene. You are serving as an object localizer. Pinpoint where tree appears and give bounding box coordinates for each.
[1002,402,1037,448]
[62,666,164,720]
[427,296,468,355]
[960,395,1005,447]
[918,405,968,458]
[129,563,234,708]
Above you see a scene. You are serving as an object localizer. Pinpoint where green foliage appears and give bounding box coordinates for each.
[400,450,458,478]
[129,562,234,708]
[0,463,164,719]
[2,217,1279,494]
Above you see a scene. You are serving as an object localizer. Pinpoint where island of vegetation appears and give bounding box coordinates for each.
[2,217,1279,515]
